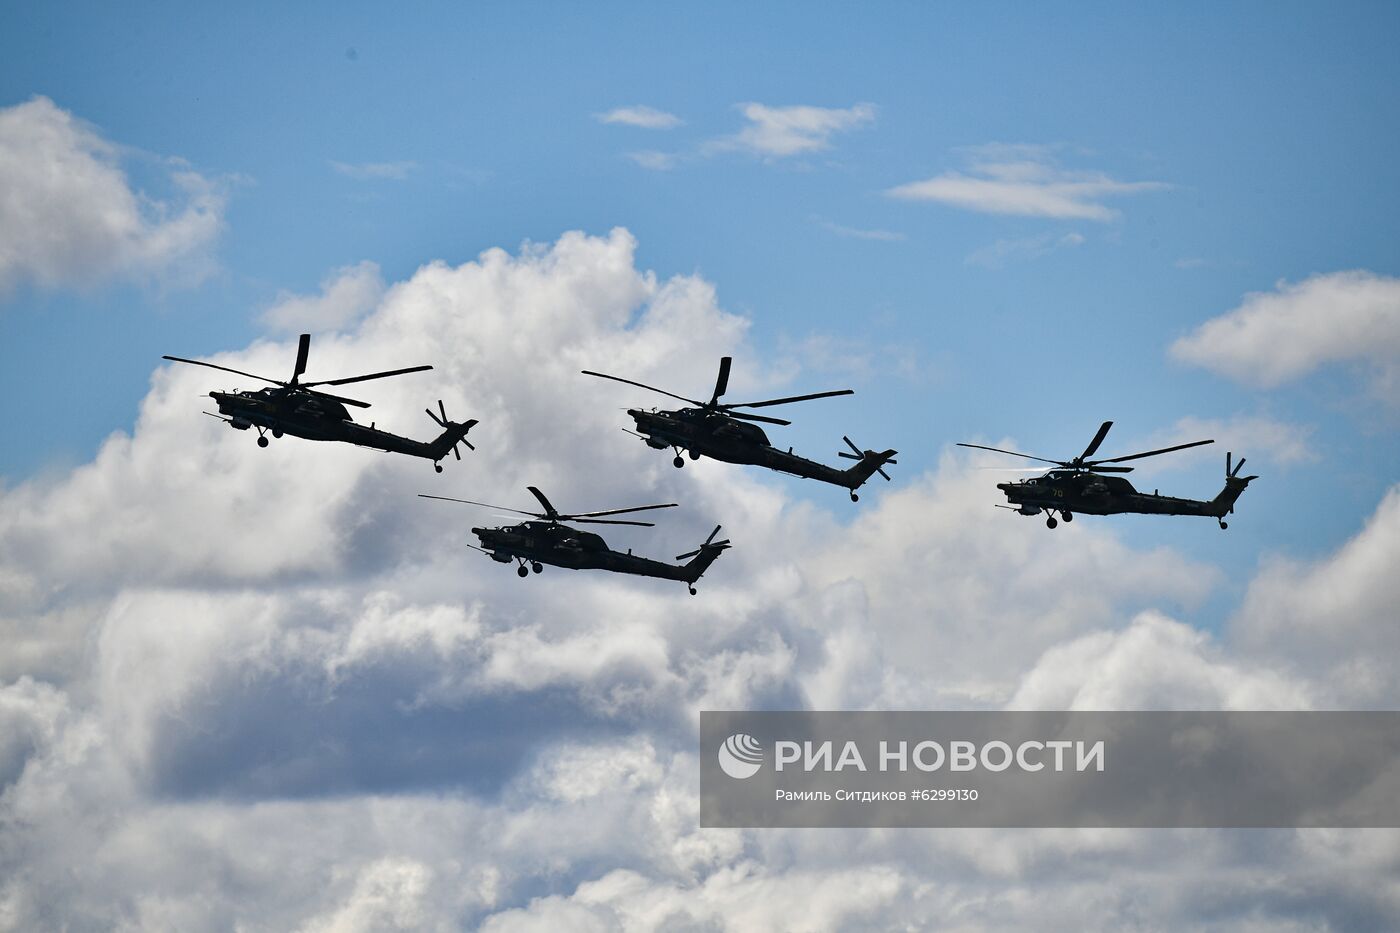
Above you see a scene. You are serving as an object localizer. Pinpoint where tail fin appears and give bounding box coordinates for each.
[676,525,731,586]
[837,436,898,491]
[425,400,478,464]
[1212,452,1258,516]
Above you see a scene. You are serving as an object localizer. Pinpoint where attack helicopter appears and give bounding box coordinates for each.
[581,356,897,501]
[958,421,1257,529]
[419,486,730,594]
[163,333,477,471]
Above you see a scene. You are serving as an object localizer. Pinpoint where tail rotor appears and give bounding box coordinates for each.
[838,435,896,480]
[676,524,731,561]
[427,399,475,461]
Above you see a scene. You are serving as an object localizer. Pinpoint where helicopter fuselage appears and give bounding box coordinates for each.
[997,470,1250,522]
[628,407,875,490]
[210,389,472,465]
[472,520,701,582]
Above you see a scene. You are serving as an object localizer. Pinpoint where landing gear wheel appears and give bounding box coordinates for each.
[434,463,443,473]
[257,435,269,448]
[673,456,685,468]
[517,565,529,578]
[688,586,697,596]
[1219,520,1228,530]
[531,562,543,574]
[688,450,701,460]
[271,427,283,438]
[1046,516,1058,529]
[1062,512,1073,523]
[850,491,860,502]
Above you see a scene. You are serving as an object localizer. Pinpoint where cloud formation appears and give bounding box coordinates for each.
[330,160,418,180]
[1,229,1397,928]
[815,219,906,242]
[716,103,875,158]
[625,150,678,171]
[965,231,1085,268]
[0,96,226,295]
[596,106,682,130]
[888,147,1165,221]
[260,260,386,333]
[1170,270,1400,394]
[1133,414,1317,472]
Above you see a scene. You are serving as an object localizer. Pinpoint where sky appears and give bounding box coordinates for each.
[2,3,1400,930]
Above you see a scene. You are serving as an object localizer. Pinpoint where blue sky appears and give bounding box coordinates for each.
[5,5,1400,928]
[4,4,1397,568]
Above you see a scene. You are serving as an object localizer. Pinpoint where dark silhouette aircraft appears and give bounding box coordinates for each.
[164,334,476,471]
[581,356,897,501]
[419,486,730,594]
[958,421,1257,529]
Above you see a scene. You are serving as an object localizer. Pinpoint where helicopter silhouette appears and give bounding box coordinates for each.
[419,486,729,594]
[164,333,476,472]
[582,356,897,501]
[958,421,1257,529]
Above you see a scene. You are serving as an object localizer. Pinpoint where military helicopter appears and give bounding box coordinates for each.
[581,357,897,501]
[163,333,477,471]
[419,486,730,594]
[957,421,1257,529]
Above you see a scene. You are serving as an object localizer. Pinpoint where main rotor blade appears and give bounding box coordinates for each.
[710,356,732,405]
[728,388,854,409]
[162,356,286,387]
[1091,438,1214,465]
[955,442,1065,466]
[417,494,542,518]
[292,334,310,384]
[1086,466,1135,473]
[574,518,656,527]
[567,502,679,519]
[305,388,371,409]
[581,371,702,407]
[303,364,433,387]
[727,410,791,426]
[526,486,560,519]
[1078,421,1114,462]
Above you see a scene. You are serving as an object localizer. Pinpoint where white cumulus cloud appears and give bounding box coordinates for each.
[261,260,386,333]
[0,228,1396,928]
[1170,270,1400,394]
[0,96,226,295]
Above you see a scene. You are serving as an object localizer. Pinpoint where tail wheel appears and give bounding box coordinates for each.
[688,586,697,596]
